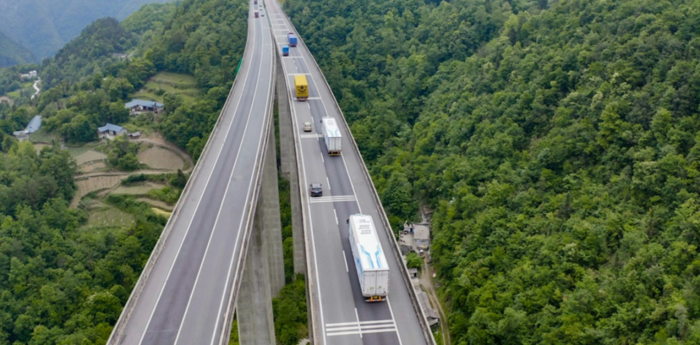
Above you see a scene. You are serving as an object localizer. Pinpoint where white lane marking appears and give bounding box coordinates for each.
[306,97,322,100]
[137,7,259,344]
[340,154,362,214]
[299,133,322,139]
[287,73,310,76]
[173,12,269,345]
[213,15,276,345]
[386,297,404,345]
[333,208,338,225]
[326,177,331,191]
[308,195,356,204]
[325,319,397,337]
[326,320,396,327]
[319,152,324,163]
[327,328,398,337]
[342,250,348,272]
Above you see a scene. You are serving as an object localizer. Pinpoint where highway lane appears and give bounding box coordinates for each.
[109,2,275,344]
[266,1,430,344]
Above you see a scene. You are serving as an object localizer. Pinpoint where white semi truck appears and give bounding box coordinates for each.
[321,117,341,155]
[348,214,389,302]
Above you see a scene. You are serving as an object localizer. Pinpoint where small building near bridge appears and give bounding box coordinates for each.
[125,99,164,114]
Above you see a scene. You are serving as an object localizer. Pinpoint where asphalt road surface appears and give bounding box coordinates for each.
[266,1,430,344]
[111,2,275,344]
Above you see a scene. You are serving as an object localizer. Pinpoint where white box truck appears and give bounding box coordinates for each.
[321,117,341,155]
[348,214,389,302]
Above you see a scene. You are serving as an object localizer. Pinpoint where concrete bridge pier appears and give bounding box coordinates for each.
[237,125,285,344]
[276,55,306,275]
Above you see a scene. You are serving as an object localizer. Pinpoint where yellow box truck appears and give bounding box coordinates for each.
[294,75,308,101]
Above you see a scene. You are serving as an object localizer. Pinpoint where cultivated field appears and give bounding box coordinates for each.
[138,146,185,170]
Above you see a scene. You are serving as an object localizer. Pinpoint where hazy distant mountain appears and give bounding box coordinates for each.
[0,30,35,67]
[0,0,174,61]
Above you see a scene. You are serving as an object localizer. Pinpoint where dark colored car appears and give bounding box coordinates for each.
[310,183,322,197]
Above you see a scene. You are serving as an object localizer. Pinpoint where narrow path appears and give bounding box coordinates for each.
[30,78,40,100]
[421,261,451,345]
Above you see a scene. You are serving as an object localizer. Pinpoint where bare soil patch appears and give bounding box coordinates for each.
[0,96,13,106]
[137,198,174,211]
[74,150,107,165]
[80,161,107,173]
[33,143,49,153]
[112,182,165,195]
[72,175,123,207]
[138,147,184,170]
[85,206,134,229]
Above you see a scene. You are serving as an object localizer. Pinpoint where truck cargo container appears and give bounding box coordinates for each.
[282,45,289,56]
[321,117,341,155]
[294,75,308,101]
[348,214,389,302]
[288,33,297,47]
[254,10,259,17]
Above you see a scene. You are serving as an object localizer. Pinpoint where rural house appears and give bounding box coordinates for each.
[97,123,127,139]
[13,115,42,141]
[125,99,164,114]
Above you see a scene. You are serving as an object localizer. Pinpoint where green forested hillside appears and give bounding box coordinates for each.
[0,31,35,67]
[285,0,700,342]
[0,0,248,343]
[0,0,175,60]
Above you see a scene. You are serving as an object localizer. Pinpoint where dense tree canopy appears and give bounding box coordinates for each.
[285,0,700,342]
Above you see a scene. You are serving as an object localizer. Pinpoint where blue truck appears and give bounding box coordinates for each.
[287,33,297,47]
[282,45,290,56]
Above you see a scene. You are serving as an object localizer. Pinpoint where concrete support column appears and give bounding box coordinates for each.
[276,56,306,275]
[261,126,285,296]
[237,125,285,344]
[237,201,276,345]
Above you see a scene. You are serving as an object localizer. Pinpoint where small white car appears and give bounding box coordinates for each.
[303,122,312,132]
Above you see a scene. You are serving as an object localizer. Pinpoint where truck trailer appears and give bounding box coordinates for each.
[321,117,341,155]
[254,10,259,17]
[282,45,289,56]
[348,214,389,302]
[288,33,298,47]
[294,75,308,101]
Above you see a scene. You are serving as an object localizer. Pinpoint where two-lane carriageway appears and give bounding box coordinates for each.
[108,2,276,344]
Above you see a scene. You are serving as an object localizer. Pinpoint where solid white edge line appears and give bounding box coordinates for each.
[342,250,348,272]
[136,5,258,344]
[212,11,276,345]
[173,11,268,345]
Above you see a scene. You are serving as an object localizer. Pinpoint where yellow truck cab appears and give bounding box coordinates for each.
[294,75,308,101]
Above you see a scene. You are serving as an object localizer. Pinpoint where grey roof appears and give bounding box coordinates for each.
[25,115,41,133]
[125,99,164,108]
[98,123,124,133]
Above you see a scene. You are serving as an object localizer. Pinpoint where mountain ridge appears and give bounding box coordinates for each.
[0,0,174,61]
